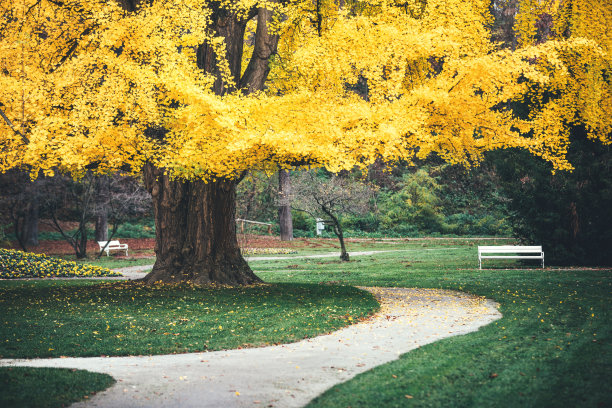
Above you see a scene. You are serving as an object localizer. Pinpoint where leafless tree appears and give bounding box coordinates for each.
[0,170,42,251]
[292,170,374,261]
[40,172,151,258]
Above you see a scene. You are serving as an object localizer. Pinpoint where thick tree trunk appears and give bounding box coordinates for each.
[142,164,260,285]
[131,3,278,285]
[278,169,293,241]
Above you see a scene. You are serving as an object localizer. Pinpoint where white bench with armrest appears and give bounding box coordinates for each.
[98,240,129,256]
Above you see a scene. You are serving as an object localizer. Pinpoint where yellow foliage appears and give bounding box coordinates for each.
[0,0,610,179]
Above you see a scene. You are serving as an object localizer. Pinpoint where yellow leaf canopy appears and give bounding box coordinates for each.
[0,0,610,179]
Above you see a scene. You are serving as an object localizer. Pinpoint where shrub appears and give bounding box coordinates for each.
[0,249,120,279]
[342,214,380,232]
[292,210,315,232]
[115,220,156,239]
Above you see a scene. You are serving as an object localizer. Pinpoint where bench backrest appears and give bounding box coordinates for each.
[478,245,542,254]
[98,240,121,247]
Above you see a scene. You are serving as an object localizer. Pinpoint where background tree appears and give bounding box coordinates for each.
[378,169,445,235]
[1,0,610,284]
[292,170,374,261]
[42,174,96,259]
[40,173,151,258]
[94,176,111,242]
[0,171,41,251]
[236,171,277,223]
[278,169,294,241]
[491,130,612,265]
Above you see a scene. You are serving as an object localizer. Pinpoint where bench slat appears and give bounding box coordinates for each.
[478,245,544,269]
[479,246,541,252]
[480,255,544,259]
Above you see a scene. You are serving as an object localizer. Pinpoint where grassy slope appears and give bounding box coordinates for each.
[253,244,611,408]
[0,281,378,358]
[0,367,114,408]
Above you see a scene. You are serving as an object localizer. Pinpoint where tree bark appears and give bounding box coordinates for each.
[95,214,108,242]
[23,197,39,248]
[239,5,279,93]
[278,169,293,241]
[94,176,110,242]
[142,164,260,285]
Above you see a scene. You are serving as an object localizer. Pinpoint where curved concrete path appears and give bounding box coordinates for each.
[1,287,501,408]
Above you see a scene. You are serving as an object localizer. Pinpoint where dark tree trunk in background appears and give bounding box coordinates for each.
[278,169,293,241]
[95,214,108,242]
[10,176,40,251]
[140,4,279,285]
[22,190,39,248]
[95,176,110,242]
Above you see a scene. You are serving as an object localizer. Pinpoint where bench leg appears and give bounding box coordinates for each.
[479,258,481,270]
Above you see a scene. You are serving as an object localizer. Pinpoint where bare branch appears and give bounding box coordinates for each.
[0,105,29,144]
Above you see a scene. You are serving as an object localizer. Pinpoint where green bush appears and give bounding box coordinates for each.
[341,214,380,232]
[291,210,315,232]
[378,169,445,234]
[444,213,511,236]
[0,249,120,279]
[115,220,156,239]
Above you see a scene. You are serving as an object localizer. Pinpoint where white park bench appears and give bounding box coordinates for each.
[478,245,544,269]
[98,240,129,256]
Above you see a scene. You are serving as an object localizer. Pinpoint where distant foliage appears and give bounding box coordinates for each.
[291,210,315,233]
[115,220,156,239]
[236,172,278,223]
[236,163,512,238]
[492,132,612,265]
[0,249,120,279]
[378,169,445,234]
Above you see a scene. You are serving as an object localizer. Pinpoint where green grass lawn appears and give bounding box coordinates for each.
[69,255,155,270]
[253,245,611,408]
[1,238,610,407]
[0,281,377,358]
[0,367,114,408]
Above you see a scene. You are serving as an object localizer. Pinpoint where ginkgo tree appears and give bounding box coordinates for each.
[1,0,610,285]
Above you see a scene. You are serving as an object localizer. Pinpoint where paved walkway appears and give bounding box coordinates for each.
[244,248,461,261]
[1,287,501,408]
[97,248,463,279]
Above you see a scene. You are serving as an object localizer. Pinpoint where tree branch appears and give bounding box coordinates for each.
[50,26,95,74]
[0,105,29,144]
[239,1,280,94]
